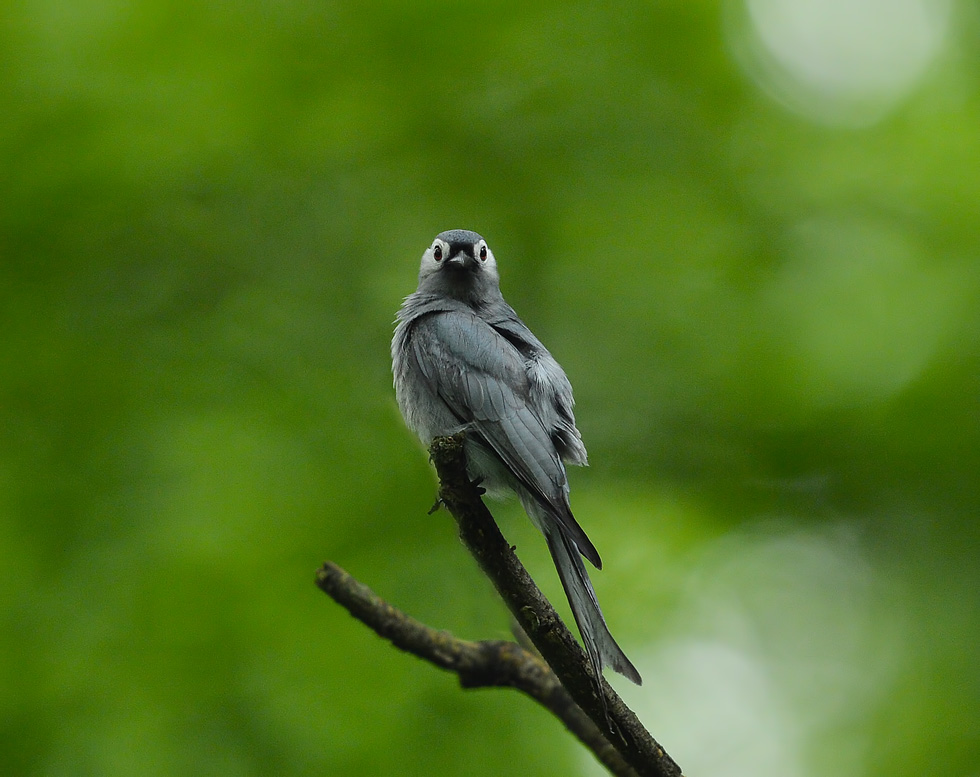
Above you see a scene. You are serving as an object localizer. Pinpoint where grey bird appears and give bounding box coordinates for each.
[391,228,642,686]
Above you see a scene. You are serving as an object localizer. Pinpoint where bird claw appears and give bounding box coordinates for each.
[427,497,443,515]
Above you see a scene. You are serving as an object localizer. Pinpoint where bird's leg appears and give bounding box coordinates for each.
[469,475,487,496]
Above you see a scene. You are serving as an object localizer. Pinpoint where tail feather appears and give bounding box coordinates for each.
[545,527,642,685]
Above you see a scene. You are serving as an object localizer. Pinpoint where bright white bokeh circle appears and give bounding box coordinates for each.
[729,0,952,124]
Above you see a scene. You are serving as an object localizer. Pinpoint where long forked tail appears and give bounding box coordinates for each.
[545,527,642,685]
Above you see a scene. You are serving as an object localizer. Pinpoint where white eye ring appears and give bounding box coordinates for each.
[433,244,443,261]
[479,244,488,261]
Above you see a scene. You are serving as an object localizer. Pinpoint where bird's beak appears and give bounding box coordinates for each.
[446,252,477,271]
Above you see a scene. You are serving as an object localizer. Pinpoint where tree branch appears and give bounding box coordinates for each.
[316,432,682,777]
[428,433,681,777]
[316,562,638,777]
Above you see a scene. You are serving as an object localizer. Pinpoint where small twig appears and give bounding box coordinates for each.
[428,433,682,777]
[316,562,638,777]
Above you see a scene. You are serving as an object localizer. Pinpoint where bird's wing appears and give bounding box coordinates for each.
[408,310,600,566]
[489,314,588,467]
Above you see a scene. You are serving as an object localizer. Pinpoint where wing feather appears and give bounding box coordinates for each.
[410,310,600,566]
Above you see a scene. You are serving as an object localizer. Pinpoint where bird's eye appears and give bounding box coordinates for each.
[479,245,488,261]
[433,245,443,261]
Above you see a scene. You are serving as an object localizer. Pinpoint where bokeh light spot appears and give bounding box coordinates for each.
[727,0,952,125]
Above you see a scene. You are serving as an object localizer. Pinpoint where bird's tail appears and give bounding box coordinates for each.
[545,527,642,685]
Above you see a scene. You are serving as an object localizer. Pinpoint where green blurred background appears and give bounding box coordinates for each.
[2,1,978,775]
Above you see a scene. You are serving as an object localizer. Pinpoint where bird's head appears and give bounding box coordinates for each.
[417,229,501,304]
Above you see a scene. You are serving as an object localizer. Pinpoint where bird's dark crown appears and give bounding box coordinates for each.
[436,229,485,258]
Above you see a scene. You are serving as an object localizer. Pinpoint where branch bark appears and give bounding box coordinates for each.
[316,562,638,777]
[428,433,681,777]
[316,432,682,777]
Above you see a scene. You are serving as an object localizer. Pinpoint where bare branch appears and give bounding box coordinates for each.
[315,432,683,776]
[316,561,639,777]
[428,433,682,777]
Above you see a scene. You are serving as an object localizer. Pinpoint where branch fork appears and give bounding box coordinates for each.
[316,433,681,777]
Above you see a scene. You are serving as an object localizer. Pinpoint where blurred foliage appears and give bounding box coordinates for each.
[2,1,979,776]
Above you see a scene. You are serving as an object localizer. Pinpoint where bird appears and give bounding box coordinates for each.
[391,228,641,686]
